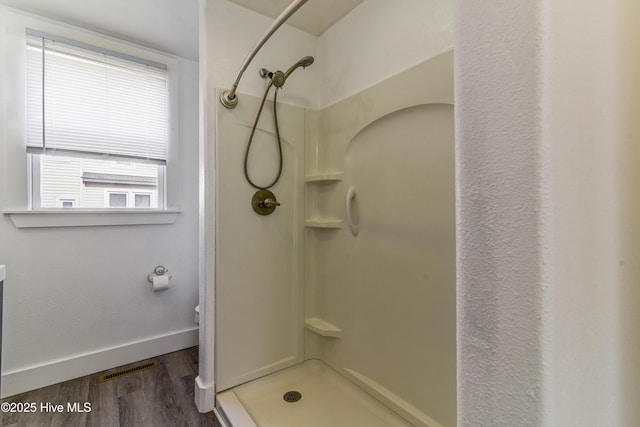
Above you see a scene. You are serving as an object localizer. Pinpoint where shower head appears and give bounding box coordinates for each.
[300,55,315,67]
[261,56,315,89]
[283,56,314,80]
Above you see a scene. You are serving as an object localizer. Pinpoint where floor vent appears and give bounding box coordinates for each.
[283,390,302,403]
[98,360,158,383]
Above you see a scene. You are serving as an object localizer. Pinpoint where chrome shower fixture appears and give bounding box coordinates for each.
[259,56,315,88]
[285,55,314,79]
[242,54,314,197]
[220,0,310,108]
[251,189,281,215]
[266,69,287,88]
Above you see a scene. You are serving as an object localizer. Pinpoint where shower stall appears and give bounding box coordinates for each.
[199,1,455,426]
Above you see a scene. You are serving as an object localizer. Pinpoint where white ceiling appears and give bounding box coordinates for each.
[227,0,364,36]
[0,0,199,60]
[0,0,364,60]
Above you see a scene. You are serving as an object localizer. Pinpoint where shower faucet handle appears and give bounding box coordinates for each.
[251,189,280,215]
[262,198,280,208]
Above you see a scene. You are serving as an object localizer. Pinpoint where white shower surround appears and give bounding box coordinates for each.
[198,0,455,414]
[212,51,455,426]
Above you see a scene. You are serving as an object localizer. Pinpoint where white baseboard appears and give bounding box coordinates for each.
[1,327,199,398]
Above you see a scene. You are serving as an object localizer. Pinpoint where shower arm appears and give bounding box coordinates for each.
[219,0,309,109]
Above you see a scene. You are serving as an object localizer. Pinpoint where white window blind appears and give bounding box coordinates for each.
[26,29,169,165]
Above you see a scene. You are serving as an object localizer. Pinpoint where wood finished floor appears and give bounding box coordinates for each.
[0,346,221,427]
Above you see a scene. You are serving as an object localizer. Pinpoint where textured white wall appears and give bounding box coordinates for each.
[0,3,200,397]
[456,0,640,425]
[455,2,547,425]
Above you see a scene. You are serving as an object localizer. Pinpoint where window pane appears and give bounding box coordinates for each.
[135,194,151,208]
[38,155,159,208]
[109,193,127,208]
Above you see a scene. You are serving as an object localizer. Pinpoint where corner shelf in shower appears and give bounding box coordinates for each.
[304,171,344,183]
[305,171,344,229]
[304,317,342,338]
[304,218,343,229]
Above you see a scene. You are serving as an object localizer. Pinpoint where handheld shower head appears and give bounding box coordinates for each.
[260,56,315,89]
[299,55,315,67]
[283,55,314,80]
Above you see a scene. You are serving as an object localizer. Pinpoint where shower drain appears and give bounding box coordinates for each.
[283,390,302,403]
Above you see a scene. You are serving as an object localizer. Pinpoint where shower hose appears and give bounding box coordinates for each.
[243,81,283,190]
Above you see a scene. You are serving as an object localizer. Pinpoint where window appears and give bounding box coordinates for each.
[26,29,169,209]
[135,194,152,208]
[106,190,155,208]
[108,193,127,208]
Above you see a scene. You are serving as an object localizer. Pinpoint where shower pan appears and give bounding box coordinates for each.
[213,48,455,426]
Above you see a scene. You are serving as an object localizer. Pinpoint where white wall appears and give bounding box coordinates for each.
[456,0,640,425]
[203,0,454,109]
[317,0,453,108]
[203,0,319,107]
[0,2,200,397]
[546,0,640,424]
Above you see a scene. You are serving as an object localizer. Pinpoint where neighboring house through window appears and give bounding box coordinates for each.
[25,29,169,209]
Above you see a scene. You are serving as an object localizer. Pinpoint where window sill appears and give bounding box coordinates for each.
[4,209,180,228]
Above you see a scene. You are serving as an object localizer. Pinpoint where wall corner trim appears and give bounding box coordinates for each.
[194,375,216,413]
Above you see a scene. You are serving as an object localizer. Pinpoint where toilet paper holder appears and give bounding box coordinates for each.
[147,265,172,283]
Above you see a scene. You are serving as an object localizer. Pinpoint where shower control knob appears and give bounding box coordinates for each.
[251,189,280,216]
[262,198,280,208]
